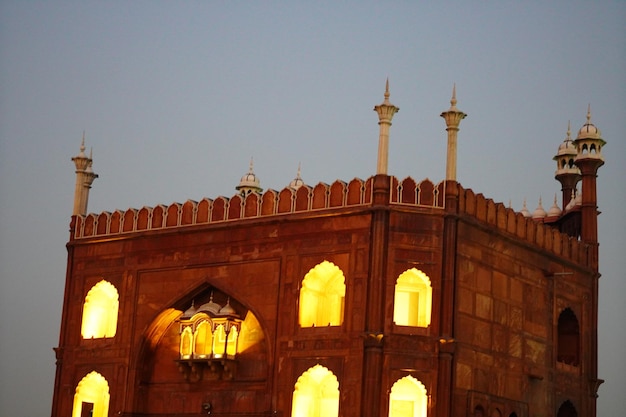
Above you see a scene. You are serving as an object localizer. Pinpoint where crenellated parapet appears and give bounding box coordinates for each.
[456,183,590,265]
[71,176,448,240]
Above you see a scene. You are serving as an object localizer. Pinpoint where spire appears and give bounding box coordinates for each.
[440,84,467,181]
[374,78,399,175]
[71,133,98,216]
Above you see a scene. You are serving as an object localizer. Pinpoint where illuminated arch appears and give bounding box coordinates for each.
[81,280,119,338]
[179,326,193,359]
[299,261,346,327]
[393,269,432,327]
[388,375,427,417]
[71,371,110,417]
[291,364,339,417]
[193,320,213,358]
[557,308,580,366]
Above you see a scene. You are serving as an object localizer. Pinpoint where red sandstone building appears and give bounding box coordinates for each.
[52,84,605,417]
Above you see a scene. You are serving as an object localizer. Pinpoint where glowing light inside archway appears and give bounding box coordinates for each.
[299,261,346,327]
[72,371,110,417]
[393,269,432,328]
[81,280,119,338]
[388,375,427,417]
[291,364,339,417]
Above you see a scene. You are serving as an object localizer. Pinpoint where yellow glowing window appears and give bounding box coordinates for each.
[81,280,119,338]
[180,326,193,359]
[213,324,226,358]
[299,261,346,327]
[72,371,110,417]
[393,269,432,328]
[291,364,339,417]
[388,376,427,417]
[193,320,213,358]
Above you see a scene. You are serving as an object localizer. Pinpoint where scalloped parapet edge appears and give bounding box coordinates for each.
[455,183,590,266]
[72,176,446,240]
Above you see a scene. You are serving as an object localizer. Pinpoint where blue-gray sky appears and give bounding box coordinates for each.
[0,2,624,415]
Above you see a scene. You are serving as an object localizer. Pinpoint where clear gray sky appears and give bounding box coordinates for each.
[0,1,624,415]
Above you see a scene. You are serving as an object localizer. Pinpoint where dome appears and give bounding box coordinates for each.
[218,299,238,316]
[555,122,578,158]
[547,195,562,218]
[181,301,197,318]
[236,158,262,194]
[565,189,577,211]
[532,197,546,220]
[576,106,602,140]
[577,122,601,140]
[520,199,531,218]
[196,294,222,315]
[288,164,304,190]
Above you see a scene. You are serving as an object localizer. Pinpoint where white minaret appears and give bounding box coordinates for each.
[71,133,98,215]
[374,79,399,175]
[440,84,467,181]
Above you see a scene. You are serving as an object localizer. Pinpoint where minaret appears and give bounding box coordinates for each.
[235,158,263,196]
[71,133,98,216]
[373,79,399,175]
[440,84,467,182]
[573,105,605,246]
[553,121,581,209]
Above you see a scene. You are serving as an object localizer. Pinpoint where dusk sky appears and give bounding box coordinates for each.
[0,2,624,415]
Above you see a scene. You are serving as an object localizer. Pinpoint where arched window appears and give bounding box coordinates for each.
[393,269,432,327]
[473,405,485,417]
[71,371,110,417]
[299,261,346,327]
[388,375,428,417]
[557,400,578,417]
[180,326,193,359]
[81,280,119,338]
[193,320,213,358]
[291,364,339,417]
[557,308,580,366]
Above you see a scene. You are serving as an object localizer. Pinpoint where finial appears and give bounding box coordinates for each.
[77,131,87,157]
[248,157,254,173]
[89,147,93,160]
[450,83,457,109]
[586,104,592,123]
[296,162,302,178]
[383,78,390,104]
[566,120,571,141]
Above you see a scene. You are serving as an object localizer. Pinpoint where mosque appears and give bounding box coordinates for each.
[51,82,605,417]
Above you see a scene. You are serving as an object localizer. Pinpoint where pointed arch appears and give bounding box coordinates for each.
[81,280,119,338]
[299,261,346,327]
[388,375,428,417]
[557,400,578,417]
[557,308,580,366]
[393,269,432,328]
[291,364,339,417]
[71,371,110,417]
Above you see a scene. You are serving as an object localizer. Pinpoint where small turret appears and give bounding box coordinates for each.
[553,121,581,209]
[71,133,98,216]
[440,84,467,182]
[374,79,399,175]
[236,158,263,196]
